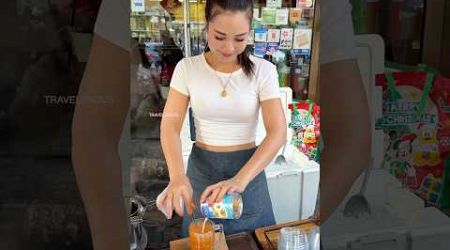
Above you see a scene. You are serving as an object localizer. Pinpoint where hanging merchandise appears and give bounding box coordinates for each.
[293,28,312,50]
[289,100,320,160]
[254,28,268,58]
[376,69,450,208]
[279,28,294,50]
[261,7,277,25]
[298,0,314,8]
[275,8,289,25]
[267,0,283,8]
[254,42,267,58]
[267,29,281,43]
[289,8,302,26]
[254,28,268,42]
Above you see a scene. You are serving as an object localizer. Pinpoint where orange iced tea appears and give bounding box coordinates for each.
[189,219,214,250]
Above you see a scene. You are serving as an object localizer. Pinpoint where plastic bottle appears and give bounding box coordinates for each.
[278,62,291,87]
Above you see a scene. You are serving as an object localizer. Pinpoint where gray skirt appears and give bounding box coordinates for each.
[181,143,275,236]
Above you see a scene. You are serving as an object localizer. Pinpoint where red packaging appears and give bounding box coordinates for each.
[376,72,449,207]
[288,101,320,160]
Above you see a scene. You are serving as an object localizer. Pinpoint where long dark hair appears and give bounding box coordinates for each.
[204,0,254,78]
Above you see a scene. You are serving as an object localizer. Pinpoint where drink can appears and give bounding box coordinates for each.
[200,193,243,219]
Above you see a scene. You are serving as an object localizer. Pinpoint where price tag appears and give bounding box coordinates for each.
[131,0,145,12]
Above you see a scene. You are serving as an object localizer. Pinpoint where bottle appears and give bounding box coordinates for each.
[200,193,243,219]
[278,62,291,87]
[291,68,302,99]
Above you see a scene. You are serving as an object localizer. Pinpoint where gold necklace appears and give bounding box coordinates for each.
[208,53,234,98]
[216,71,233,97]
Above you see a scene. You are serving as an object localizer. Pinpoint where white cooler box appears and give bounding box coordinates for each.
[265,145,320,224]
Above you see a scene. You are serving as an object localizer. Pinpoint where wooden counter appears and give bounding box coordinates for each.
[170,219,319,250]
[170,232,259,250]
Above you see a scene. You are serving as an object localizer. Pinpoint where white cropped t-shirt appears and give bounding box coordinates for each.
[170,53,280,146]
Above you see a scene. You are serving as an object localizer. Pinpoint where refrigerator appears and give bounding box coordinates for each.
[129,0,319,223]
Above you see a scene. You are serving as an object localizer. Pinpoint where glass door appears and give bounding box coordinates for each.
[130,0,186,139]
[184,0,207,57]
[185,0,317,100]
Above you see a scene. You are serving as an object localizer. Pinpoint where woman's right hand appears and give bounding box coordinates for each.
[156,175,194,219]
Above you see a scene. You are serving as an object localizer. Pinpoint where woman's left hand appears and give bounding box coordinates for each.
[200,177,248,205]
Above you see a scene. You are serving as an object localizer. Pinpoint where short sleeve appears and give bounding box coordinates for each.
[169,59,189,96]
[258,63,280,102]
[320,0,357,64]
[94,0,130,51]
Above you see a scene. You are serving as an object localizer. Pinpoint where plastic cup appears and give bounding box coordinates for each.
[306,226,320,250]
[278,227,309,250]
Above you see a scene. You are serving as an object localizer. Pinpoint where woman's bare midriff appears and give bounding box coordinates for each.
[195,141,256,152]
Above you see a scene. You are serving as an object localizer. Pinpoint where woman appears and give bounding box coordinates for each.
[156,0,287,236]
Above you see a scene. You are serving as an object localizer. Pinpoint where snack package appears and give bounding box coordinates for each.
[289,100,320,161]
[376,71,450,208]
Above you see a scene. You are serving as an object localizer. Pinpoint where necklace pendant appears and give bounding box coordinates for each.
[221,89,227,97]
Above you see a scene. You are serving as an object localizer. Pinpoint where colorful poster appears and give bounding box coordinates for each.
[275,8,289,25]
[254,28,268,42]
[267,29,281,43]
[261,8,277,25]
[289,8,302,25]
[267,0,282,8]
[279,28,294,49]
[293,28,312,50]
